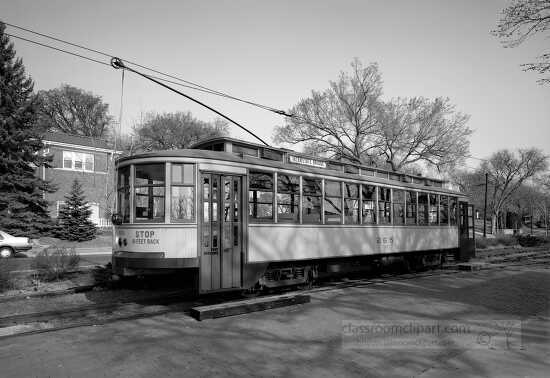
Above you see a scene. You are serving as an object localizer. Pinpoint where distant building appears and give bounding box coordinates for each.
[38,132,122,227]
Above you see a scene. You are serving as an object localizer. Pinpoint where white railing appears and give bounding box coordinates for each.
[96,218,113,228]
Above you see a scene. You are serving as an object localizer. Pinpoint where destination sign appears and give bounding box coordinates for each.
[289,155,327,168]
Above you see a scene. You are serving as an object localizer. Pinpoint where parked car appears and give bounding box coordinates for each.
[0,230,32,258]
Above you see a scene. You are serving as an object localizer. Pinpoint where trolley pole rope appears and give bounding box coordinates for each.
[110,57,270,147]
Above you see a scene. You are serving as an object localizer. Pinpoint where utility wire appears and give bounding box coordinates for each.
[111,57,269,146]
[3,21,288,115]
[5,23,493,163]
[5,33,111,67]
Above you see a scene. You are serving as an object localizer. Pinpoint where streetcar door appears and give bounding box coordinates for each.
[200,173,242,292]
[458,201,475,261]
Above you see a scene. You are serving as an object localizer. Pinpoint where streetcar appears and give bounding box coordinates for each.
[111,137,475,293]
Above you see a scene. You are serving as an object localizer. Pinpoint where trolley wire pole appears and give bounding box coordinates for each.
[483,172,488,238]
[110,57,270,147]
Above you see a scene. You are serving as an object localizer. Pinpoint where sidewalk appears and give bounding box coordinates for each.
[74,247,112,255]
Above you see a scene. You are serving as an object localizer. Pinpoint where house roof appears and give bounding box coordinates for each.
[43,131,114,151]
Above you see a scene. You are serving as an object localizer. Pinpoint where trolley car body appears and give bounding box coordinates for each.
[112,137,475,293]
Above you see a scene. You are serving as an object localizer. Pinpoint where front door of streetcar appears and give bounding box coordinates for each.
[458,201,476,261]
[200,173,242,292]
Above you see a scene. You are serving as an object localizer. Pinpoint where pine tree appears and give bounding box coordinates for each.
[56,180,96,241]
[0,22,56,237]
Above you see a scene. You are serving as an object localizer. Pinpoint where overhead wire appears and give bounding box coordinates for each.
[5,33,111,67]
[4,22,494,163]
[2,21,288,115]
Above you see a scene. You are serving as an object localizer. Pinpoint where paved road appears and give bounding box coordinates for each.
[1,264,548,377]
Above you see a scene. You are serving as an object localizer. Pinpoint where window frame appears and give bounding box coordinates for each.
[302,176,323,224]
[276,173,300,224]
[133,163,166,223]
[392,189,405,225]
[170,163,196,223]
[344,182,360,224]
[62,150,95,172]
[248,171,274,222]
[378,186,392,225]
[324,179,343,225]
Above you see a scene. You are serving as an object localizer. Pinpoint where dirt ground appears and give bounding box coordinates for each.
[0,263,548,377]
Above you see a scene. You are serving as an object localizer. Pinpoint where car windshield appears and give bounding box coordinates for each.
[0,231,12,239]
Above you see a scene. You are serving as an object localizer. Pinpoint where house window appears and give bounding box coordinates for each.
[171,164,195,222]
[63,151,94,171]
[56,201,66,218]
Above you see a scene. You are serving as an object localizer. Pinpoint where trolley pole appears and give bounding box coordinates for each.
[483,172,488,238]
[530,205,534,235]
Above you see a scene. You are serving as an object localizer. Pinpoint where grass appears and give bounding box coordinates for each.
[36,228,112,249]
[0,259,14,292]
[31,246,81,281]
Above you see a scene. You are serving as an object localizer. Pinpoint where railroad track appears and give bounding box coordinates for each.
[1,252,548,339]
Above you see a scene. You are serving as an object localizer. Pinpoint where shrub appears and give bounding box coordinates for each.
[517,235,549,247]
[31,246,80,281]
[56,180,96,241]
[476,235,517,249]
[0,259,14,292]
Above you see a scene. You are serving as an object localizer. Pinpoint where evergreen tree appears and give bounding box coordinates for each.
[56,180,96,241]
[0,22,56,237]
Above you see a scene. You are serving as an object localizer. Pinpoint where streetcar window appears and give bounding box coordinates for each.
[324,180,342,224]
[234,144,258,157]
[429,194,439,225]
[302,177,322,224]
[171,164,195,222]
[134,164,165,223]
[406,191,417,225]
[440,195,449,225]
[378,187,391,224]
[449,197,458,226]
[248,172,273,221]
[344,183,360,224]
[418,192,429,225]
[117,166,130,223]
[277,174,300,223]
[393,189,405,225]
[362,184,376,224]
[344,165,358,174]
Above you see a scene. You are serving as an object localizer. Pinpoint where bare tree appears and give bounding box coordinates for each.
[493,0,550,84]
[133,112,229,151]
[274,59,472,171]
[37,85,113,137]
[481,148,548,233]
[274,59,383,164]
[378,97,471,171]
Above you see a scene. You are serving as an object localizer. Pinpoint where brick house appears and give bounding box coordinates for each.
[38,132,122,227]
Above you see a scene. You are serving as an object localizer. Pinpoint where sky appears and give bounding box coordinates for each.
[1,0,549,169]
